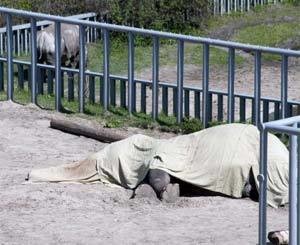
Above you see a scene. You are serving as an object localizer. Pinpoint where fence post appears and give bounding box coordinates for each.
[202,43,210,128]
[67,72,74,101]
[103,28,110,111]
[6,14,14,101]
[128,32,135,114]
[152,36,159,120]
[289,123,298,245]
[254,51,261,127]
[177,40,184,123]
[258,128,268,245]
[281,55,288,119]
[228,47,235,123]
[55,21,62,111]
[0,61,4,91]
[79,24,86,113]
[30,18,38,103]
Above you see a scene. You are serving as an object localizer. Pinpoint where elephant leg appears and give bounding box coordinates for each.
[147,169,180,203]
[242,170,258,201]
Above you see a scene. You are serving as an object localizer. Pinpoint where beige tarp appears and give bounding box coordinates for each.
[29,123,289,208]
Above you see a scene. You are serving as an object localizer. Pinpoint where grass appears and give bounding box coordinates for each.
[0,80,203,134]
[87,38,245,77]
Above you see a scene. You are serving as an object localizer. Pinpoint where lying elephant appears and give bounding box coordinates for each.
[133,168,258,203]
[27,123,288,207]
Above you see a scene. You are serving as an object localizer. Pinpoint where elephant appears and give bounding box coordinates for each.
[37,23,89,97]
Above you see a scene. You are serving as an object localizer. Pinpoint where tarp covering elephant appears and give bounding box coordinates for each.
[28,123,289,208]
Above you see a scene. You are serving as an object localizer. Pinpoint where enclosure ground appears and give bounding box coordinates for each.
[0,101,289,245]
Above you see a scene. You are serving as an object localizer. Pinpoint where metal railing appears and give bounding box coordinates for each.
[0,6,300,128]
[212,0,284,15]
[259,116,300,245]
[0,12,98,56]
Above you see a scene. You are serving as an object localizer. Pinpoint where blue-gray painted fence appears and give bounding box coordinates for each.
[212,0,284,15]
[0,8,299,244]
[260,117,300,245]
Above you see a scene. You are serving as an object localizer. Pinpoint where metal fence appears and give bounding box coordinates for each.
[0,6,300,130]
[212,0,284,14]
[0,12,98,56]
[0,7,299,245]
[259,116,300,245]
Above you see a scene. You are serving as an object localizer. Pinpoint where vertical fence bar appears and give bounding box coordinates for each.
[88,75,95,104]
[128,32,135,114]
[152,36,159,120]
[263,100,269,122]
[217,94,223,122]
[274,102,280,120]
[0,33,3,55]
[120,79,126,108]
[177,40,184,122]
[55,21,62,111]
[79,24,86,113]
[258,128,268,245]
[281,55,288,119]
[110,78,116,106]
[298,123,300,245]
[254,51,261,126]
[6,14,13,101]
[47,69,54,95]
[25,29,28,55]
[162,85,168,115]
[103,28,110,110]
[17,64,24,89]
[184,89,190,118]
[173,87,177,116]
[240,97,246,122]
[141,83,146,113]
[195,91,200,119]
[202,43,210,128]
[0,61,3,91]
[68,73,74,101]
[228,48,235,123]
[17,29,20,56]
[289,123,298,245]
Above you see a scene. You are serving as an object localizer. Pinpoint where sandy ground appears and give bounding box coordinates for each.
[0,100,289,245]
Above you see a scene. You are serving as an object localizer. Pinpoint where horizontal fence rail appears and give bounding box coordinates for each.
[259,116,300,245]
[0,6,299,129]
[212,0,284,15]
[0,12,98,56]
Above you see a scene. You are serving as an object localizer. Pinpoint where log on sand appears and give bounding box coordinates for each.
[50,118,127,143]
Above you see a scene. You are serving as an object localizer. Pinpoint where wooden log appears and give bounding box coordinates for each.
[50,118,127,143]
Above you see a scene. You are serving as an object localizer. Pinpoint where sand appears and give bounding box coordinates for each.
[0,100,289,245]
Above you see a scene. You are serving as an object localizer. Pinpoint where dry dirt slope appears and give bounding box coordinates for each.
[0,101,289,245]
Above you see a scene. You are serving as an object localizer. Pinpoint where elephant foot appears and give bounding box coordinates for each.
[161,183,180,203]
[132,183,159,201]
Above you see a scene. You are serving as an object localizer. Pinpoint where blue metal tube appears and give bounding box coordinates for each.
[30,17,37,104]
[254,51,261,127]
[128,32,134,114]
[102,28,110,111]
[55,21,62,111]
[258,128,268,245]
[281,55,288,119]
[177,40,184,123]
[152,36,159,120]
[228,47,235,123]
[6,14,13,101]
[79,24,86,113]
[289,123,298,245]
[202,43,210,128]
